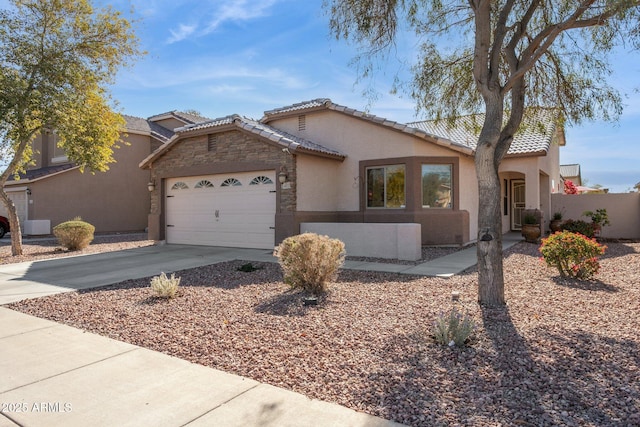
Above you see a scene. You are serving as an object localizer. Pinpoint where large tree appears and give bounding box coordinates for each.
[327,0,640,305]
[0,0,141,255]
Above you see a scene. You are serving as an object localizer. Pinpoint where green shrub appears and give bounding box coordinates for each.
[583,208,610,228]
[433,307,475,347]
[560,219,595,238]
[53,218,95,251]
[540,231,606,279]
[237,262,262,272]
[150,272,180,299]
[275,232,345,295]
[523,213,538,225]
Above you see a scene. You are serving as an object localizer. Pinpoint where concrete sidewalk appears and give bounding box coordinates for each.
[343,232,522,277]
[0,234,524,426]
[0,307,403,427]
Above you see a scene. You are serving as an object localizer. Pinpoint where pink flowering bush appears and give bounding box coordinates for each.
[564,180,578,194]
[540,231,606,279]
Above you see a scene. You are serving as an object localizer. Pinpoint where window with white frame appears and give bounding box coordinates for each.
[50,131,68,163]
[366,165,405,208]
[421,164,452,208]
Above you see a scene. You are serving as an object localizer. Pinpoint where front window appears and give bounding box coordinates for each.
[422,164,452,208]
[367,165,405,208]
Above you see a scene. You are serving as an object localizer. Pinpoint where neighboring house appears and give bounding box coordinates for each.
[560,163,582,186]
[140,99,565,248]
[1,111,210,235]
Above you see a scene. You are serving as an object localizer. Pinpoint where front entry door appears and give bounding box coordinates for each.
[511,180,525,230]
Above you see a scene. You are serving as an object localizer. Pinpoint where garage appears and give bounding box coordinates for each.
[165,171,276,249]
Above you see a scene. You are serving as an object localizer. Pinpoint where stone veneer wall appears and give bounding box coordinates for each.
[147,129,296,240]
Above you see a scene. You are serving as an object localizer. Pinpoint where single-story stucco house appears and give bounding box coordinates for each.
[140,99,565,250]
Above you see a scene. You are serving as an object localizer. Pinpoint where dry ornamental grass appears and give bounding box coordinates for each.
[7,239,640,427]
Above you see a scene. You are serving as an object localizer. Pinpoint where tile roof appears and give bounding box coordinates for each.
[7,164,77,183]
[408,109,558,155]
[123,115,175,142]
[176,115,345,159]
[146,110,211,125]
[560,164,581,178]
[173,114,238,132]
[236,117,345,159]
[140,113,346,168]
[263,98,331,116]
[172,110,212,124]
[262,98,474,156]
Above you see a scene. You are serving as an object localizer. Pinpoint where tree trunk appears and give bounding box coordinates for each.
[475,104,505,306]
[0,189,23,256]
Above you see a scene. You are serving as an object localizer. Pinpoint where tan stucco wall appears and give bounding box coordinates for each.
[272,110,473,210]
[458,156,479,239]
[552,193,640,239]
[23,133,152,232]
[271,110,479,242]
[32,134,44,169]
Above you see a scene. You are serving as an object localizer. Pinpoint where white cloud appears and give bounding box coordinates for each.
[165,0,280,44]
[167,23,198,44]
[205,84,255,94]
[120,56,309,92]
[204,0,278,33]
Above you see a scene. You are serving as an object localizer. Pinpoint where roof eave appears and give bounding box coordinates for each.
[294,146,346,161]
[260,104,330,123]
[5,165,81,185]
[504,150,548,159]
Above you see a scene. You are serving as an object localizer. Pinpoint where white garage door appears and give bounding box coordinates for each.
[0,189,28,225]
[165,171,276,249]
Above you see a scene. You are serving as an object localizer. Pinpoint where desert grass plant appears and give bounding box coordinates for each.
[150,272,181,299]
[275,232,346,295]
[433,307,476,347]
[53,217,95,251]
[540,231,606,280]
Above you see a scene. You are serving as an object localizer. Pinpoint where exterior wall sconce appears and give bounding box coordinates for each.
[26,187,32,195]
[278,171,288,184]
[147,181,155,192]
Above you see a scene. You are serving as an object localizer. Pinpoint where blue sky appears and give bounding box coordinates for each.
[105,0,639,193]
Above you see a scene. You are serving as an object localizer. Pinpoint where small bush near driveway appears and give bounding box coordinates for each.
[53,218,95,251]
[150,272,180,299]
[275,232,345,295]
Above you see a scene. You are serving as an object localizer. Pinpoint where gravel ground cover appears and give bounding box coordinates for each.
[0,233,155,264]
[6,238,640,426]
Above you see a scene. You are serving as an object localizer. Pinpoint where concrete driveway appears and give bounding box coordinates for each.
[0,244,277,305]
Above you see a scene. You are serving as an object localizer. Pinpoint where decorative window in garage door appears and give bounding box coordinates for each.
[171,182,189,190]
[250,176,274,185]
[221,178,242,187]
[195,180,214,188]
